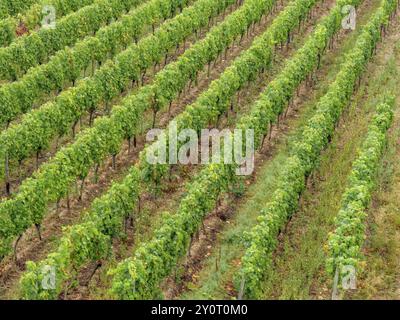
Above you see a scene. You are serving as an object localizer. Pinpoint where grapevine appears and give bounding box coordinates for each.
[238,0,397,299]
[0,0,270,260]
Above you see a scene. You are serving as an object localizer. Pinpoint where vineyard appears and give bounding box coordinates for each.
[0,0,399,301]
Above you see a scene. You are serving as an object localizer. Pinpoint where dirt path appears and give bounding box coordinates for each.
[165,0,379,300]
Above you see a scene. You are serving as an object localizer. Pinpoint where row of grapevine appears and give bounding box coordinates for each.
[237,0,398,299]
[0,0,270,258]
[107,0,361,299]
[20,167,141,299]
[237,0,362,147]
[0,0,38,19]
[0,0,236,183]
[0,0,144,81]
[109,164,234,299]
[0,0,193,127]
[17,0,316,299]
[326,97,395,283]
[0,0,98,47]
